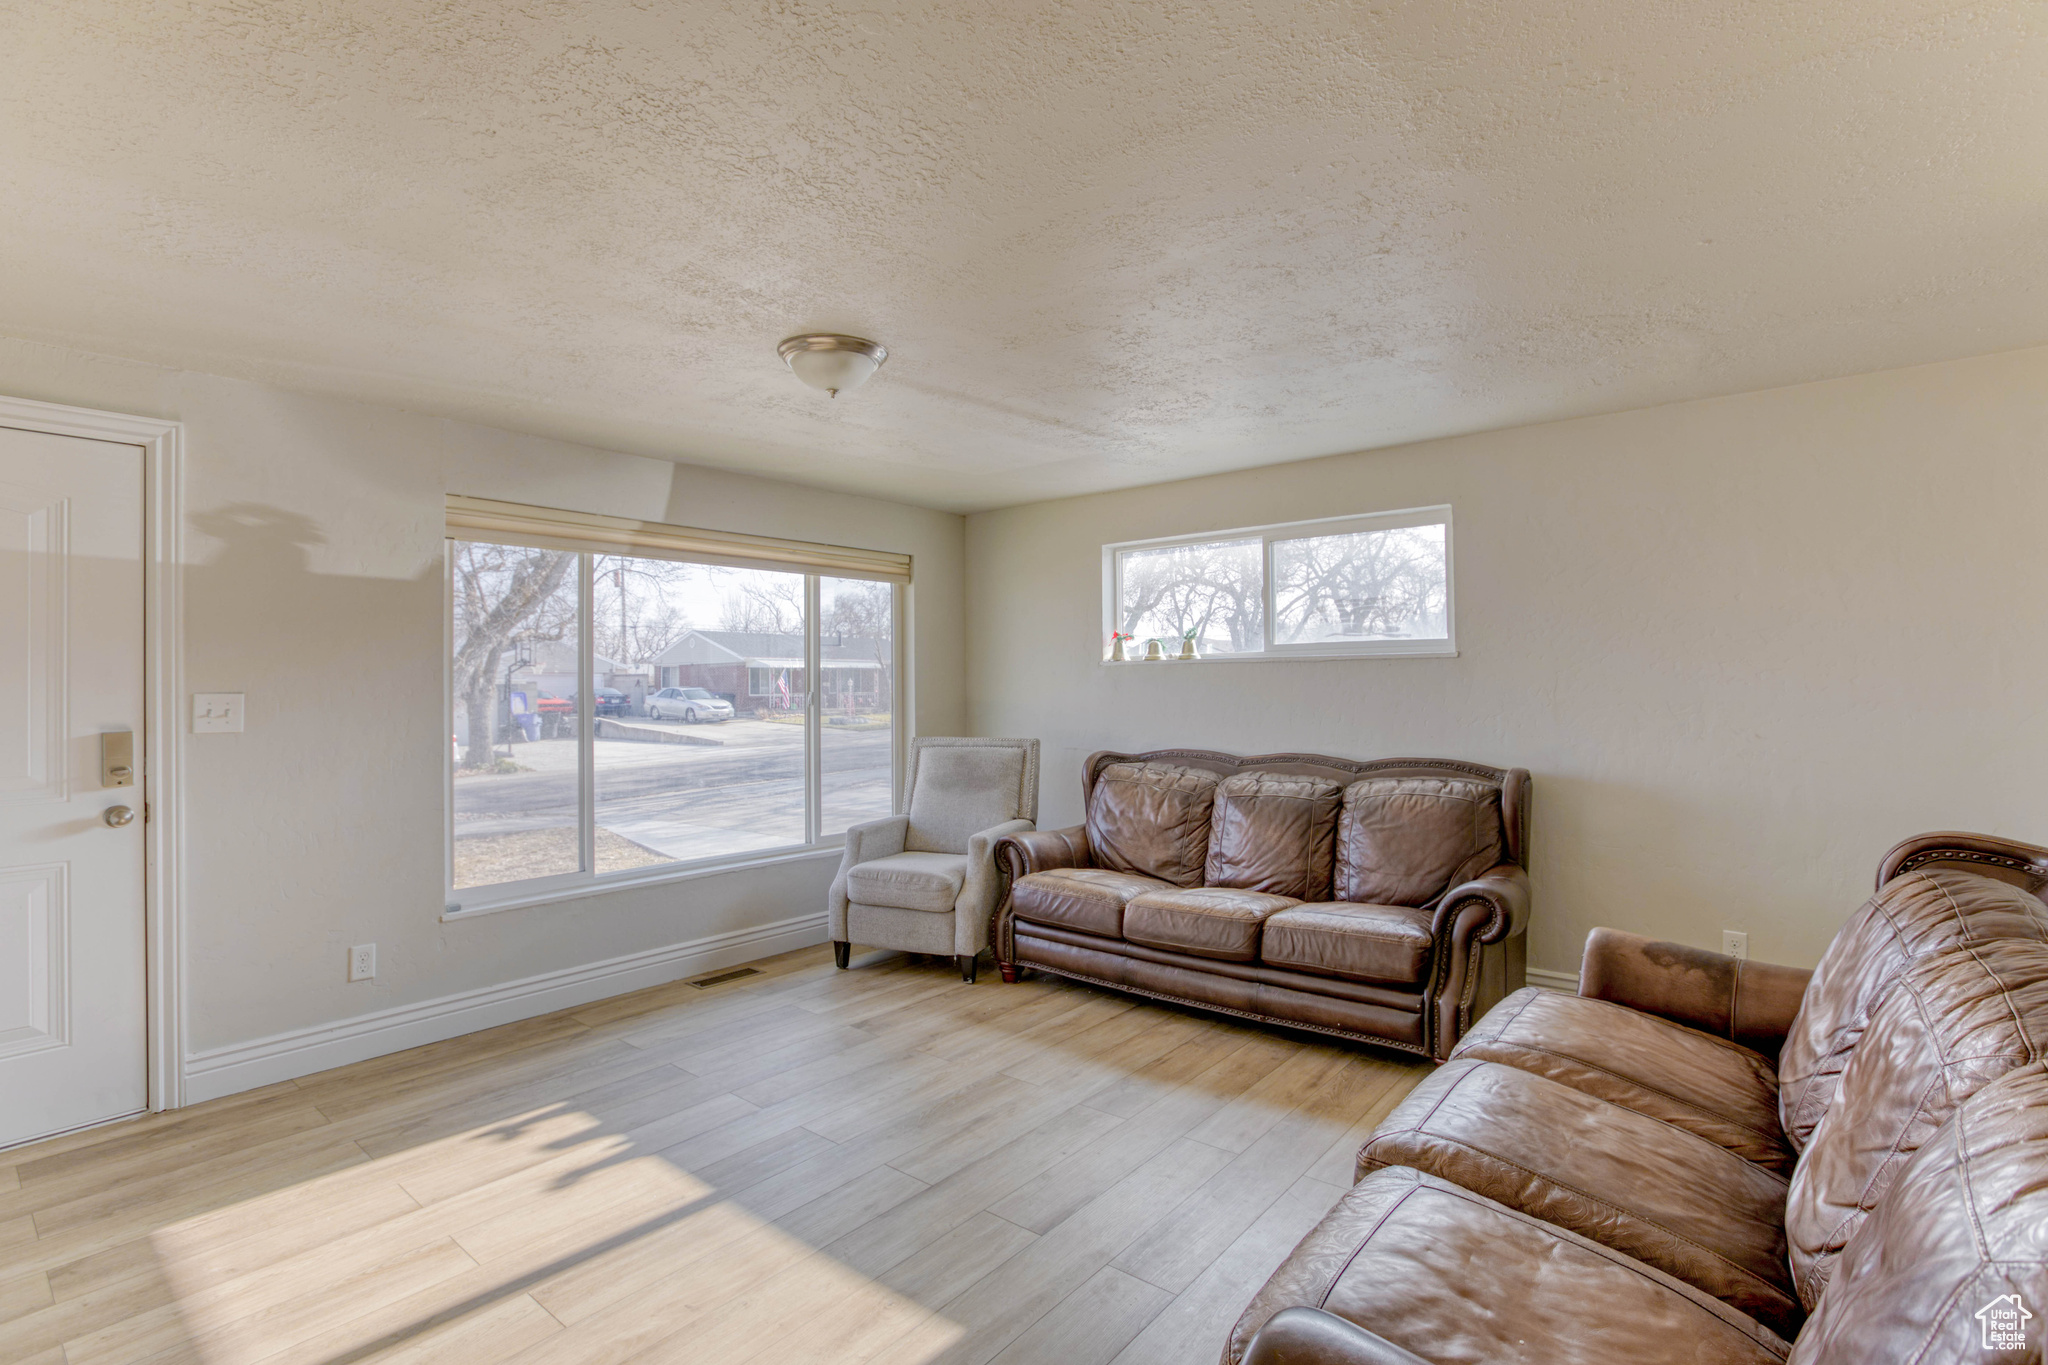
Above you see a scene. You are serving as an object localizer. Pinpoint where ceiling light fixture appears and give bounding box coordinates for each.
[777,333,888,398]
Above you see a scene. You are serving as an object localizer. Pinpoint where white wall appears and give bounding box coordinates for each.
[966,346,2048,979]
[0,338,966,1091]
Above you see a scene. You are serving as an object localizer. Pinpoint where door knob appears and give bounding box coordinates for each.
[103,805,135,828]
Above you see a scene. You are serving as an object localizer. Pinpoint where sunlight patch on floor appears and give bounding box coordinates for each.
[121,1110,961,1365]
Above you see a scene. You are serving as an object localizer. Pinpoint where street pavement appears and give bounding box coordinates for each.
[453,719,894,864]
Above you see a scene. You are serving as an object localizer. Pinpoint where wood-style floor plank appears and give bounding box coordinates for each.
[0,944,1427,1364]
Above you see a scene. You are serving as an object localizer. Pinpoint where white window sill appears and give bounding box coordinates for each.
[444,843,844,921]
[1100,644,1458,666]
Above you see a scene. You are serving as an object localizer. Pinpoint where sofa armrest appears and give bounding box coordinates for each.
[991,825,1090,976]
[958,819,1036,942]
[1242,1308,1432,1365]
[1579,926,1812,1057]
[994,824,1090,881]
[1433,864,1529,945]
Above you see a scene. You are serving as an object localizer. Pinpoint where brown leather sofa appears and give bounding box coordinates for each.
[1228,830,2048,1365]
[992,749,1531,1061]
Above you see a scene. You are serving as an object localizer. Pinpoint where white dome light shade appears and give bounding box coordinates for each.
[777,334,888,397]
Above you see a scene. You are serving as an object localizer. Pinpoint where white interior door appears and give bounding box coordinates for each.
[0,424,145,1149]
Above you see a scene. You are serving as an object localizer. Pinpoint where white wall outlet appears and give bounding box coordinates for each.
[1722,930,1749,960]
[349,943,376,982]
[192,693,245,734]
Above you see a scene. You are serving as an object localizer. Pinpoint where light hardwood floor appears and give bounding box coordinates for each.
[0,945,1428,1365]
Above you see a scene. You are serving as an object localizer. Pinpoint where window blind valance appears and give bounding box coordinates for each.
[444,495,912,584]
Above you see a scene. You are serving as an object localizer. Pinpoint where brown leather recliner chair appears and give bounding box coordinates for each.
[1228,831,2048,1365]
[993,749,1531,1061]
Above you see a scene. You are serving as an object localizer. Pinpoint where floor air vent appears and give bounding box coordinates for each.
[688,967,761,989]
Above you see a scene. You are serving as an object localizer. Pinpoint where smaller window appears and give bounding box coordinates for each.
[1104,506,1453,661]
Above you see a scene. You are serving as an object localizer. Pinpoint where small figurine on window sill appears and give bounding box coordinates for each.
[1178,628,1200,661]
[1143,638,1166,661]
[1108,630,1133,662]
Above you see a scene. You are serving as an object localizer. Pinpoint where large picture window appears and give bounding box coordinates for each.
[446,498,907,911]
[1105,506,1452,661]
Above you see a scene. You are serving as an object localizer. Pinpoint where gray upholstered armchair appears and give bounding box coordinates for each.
[830,737,1041,982]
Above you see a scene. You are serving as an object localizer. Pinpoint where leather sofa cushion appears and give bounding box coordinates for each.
[844,851,967,913]
[1014,929,1426,1049]
[1261,902,1435,985]
[1452,987,1794,1172]
[1085,761,1217,887]
[1335,776,1504,907]
[1009,867,1169,939]
[1790,1062,2048,1365]
[1225,1166,1793,1365]
[1784,935,2048,1310]
[1123,886,1298,962]
[1358,1058,1802,1339]
[1205,772,1342,900]
[1777,867,2048,1152]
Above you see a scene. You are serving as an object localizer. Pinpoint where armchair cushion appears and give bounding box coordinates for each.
[1336,776,1504,907]
[904,744,1033,853]
[1011,867,1171,939]
[1260,902,1436,986]
[1085,761,1218,887]
[1124,886,1298,962]
[845,851,968,914]
[1205,772,1343,900]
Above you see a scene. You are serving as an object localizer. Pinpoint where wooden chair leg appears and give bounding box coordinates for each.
[833,941,850,970]
[998,962,1020,983]
[957,954,978,983]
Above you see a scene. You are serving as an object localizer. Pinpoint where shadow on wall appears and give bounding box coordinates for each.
[179,503,446,996]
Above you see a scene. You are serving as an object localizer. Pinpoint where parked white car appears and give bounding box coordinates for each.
[648,686,734,723]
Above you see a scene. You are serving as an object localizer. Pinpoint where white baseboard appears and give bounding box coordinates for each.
[1525,967,1579,994]
[182,911,829,1104]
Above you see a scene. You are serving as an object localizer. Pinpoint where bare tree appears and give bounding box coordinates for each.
[1273,526,1445,641]
[1118,539,1263,653]
[717,572,805,634]
[592,556,703,666]
[824,579,893,712]
[451,542,575,770]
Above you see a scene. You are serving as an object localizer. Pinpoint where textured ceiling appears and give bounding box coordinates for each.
[1,1,2044,512]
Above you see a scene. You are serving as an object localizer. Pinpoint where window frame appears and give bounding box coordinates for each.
[1102,505,1455,663]
[443,535,908,919]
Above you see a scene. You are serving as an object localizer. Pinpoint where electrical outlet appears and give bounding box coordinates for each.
[349,943,376,982]
[1722,930,1749,961]
[192,693,245,734]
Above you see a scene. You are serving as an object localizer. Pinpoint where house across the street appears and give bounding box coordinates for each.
[650,630,889,716]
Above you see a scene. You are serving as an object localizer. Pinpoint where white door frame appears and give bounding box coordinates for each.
[0,393,186,1112]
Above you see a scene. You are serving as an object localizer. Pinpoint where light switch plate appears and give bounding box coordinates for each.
[193,693,244,734]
